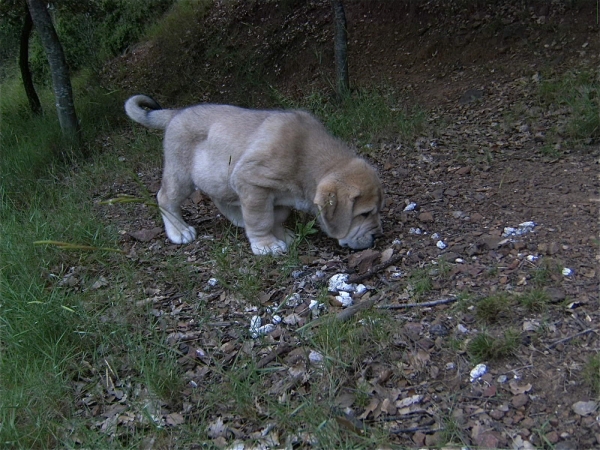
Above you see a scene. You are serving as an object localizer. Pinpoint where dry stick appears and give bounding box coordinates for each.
[256,343,293,369]
[335,293,383,321]
[377,297,458,310]
[547,328,598,349]
[347,254,404,284]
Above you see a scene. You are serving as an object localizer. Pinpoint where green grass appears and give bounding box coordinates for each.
[519,289,551,313]
[467,329,520,363]
[583,353,600,395]
[537,69,599,144]
[475,294,512,323]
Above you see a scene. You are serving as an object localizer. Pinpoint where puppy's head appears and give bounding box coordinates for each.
[314,159,384,250]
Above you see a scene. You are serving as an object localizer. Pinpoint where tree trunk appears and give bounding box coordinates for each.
[26,0,82,149]
[331,0,349,99]
[19,4,42,115]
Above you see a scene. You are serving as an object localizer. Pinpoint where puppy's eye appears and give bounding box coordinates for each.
[360,212,370,218]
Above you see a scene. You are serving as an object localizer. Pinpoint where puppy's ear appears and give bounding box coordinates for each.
[314,177,356,239]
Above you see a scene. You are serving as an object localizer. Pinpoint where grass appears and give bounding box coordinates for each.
[583,354,600,395]
[467,329,520,363]
[475,294,512,323]
[537,69,599,144]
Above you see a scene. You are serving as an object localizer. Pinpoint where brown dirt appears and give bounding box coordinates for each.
[91,0,599,447]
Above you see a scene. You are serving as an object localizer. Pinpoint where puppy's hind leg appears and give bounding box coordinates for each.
[157,177,197,244]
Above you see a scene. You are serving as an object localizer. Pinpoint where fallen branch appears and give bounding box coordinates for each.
[335,293,383,321]
[256,343,293,369]
[347,254,404,284]
[377,297,458,310]
[547,328,598,349]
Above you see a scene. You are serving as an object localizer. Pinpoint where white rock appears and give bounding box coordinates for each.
[572,400,598,416]
[431,232,440,240]
[249,315,261,331]
[309,300,320,311]
[409,227,422,235]
[562,268,573,276]
[403,202,417,211]
[335,293,354,307]
[272,315,282,325]
[470,363,487,382]
[285,292,302,307]
[207,277,219,287]
[328,273,355,292]
[309,350,323,363]
[436,240,447,250]
[354,284,367,295]
[457,324,469,333]
[526,255,539,262]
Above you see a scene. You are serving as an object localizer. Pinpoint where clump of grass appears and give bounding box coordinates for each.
[531,258,562,287]
[475,294,511,323]
[519,289,551,312]
[467,329,520,363]
[583,354,600,395]
[407,268,434,298]
[537,69,599,143]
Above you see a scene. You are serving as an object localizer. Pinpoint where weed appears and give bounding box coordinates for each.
[537,69,599,143]
[583,353,600,395]
[475,294,511,323]
[408,268,434,297]
[532,258,561,287]
[467,329,520,363]
[519,289,551,312]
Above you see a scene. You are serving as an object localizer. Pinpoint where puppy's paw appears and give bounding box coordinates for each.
[250,238,288,255]
[275,228,296,246]
[165,224,197,244]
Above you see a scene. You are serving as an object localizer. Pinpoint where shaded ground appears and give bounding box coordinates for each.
[87,1,599,448]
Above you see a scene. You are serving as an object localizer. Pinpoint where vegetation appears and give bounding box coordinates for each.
[0,1,597,447]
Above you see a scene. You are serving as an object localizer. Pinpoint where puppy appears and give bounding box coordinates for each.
[125,95,384,255]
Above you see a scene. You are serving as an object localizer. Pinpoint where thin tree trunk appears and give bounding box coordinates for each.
[19,4,42,115]
[26,0,82,150]
[331,0,349,99]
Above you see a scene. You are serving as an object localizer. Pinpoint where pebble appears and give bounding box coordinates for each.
[470,363,487,382]
[512,393,529,408]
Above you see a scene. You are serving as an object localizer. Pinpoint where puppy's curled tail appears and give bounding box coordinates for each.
[124,95,177,130]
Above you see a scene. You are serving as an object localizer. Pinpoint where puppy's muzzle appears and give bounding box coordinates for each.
[339,230,382,250]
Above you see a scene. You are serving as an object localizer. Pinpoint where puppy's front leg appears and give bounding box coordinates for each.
[240,190,288,255]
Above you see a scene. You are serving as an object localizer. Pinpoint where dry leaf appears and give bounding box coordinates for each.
[509,380,532,395]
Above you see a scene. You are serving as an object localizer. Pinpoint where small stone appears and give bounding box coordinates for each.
[572,400,598,416]
[470,212,484,222]
[490,409,505,420]
[457,166,471,176]
[512,394,529,408]
[412,431,426,446]
[545,431,560,444]
[418,212,434,222]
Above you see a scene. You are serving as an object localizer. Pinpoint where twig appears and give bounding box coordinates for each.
[347,254,404,284]
[547,328,598,349]
[295,293,383,332]
[377,297,458,310]
[390,425,444,435]
[256,343,293,369]
[335,293,382,321]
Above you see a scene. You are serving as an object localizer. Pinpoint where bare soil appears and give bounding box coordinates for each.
[92,1,599,448]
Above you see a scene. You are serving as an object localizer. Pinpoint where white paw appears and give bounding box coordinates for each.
[250,239,288,255]
[165,223,197,244]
